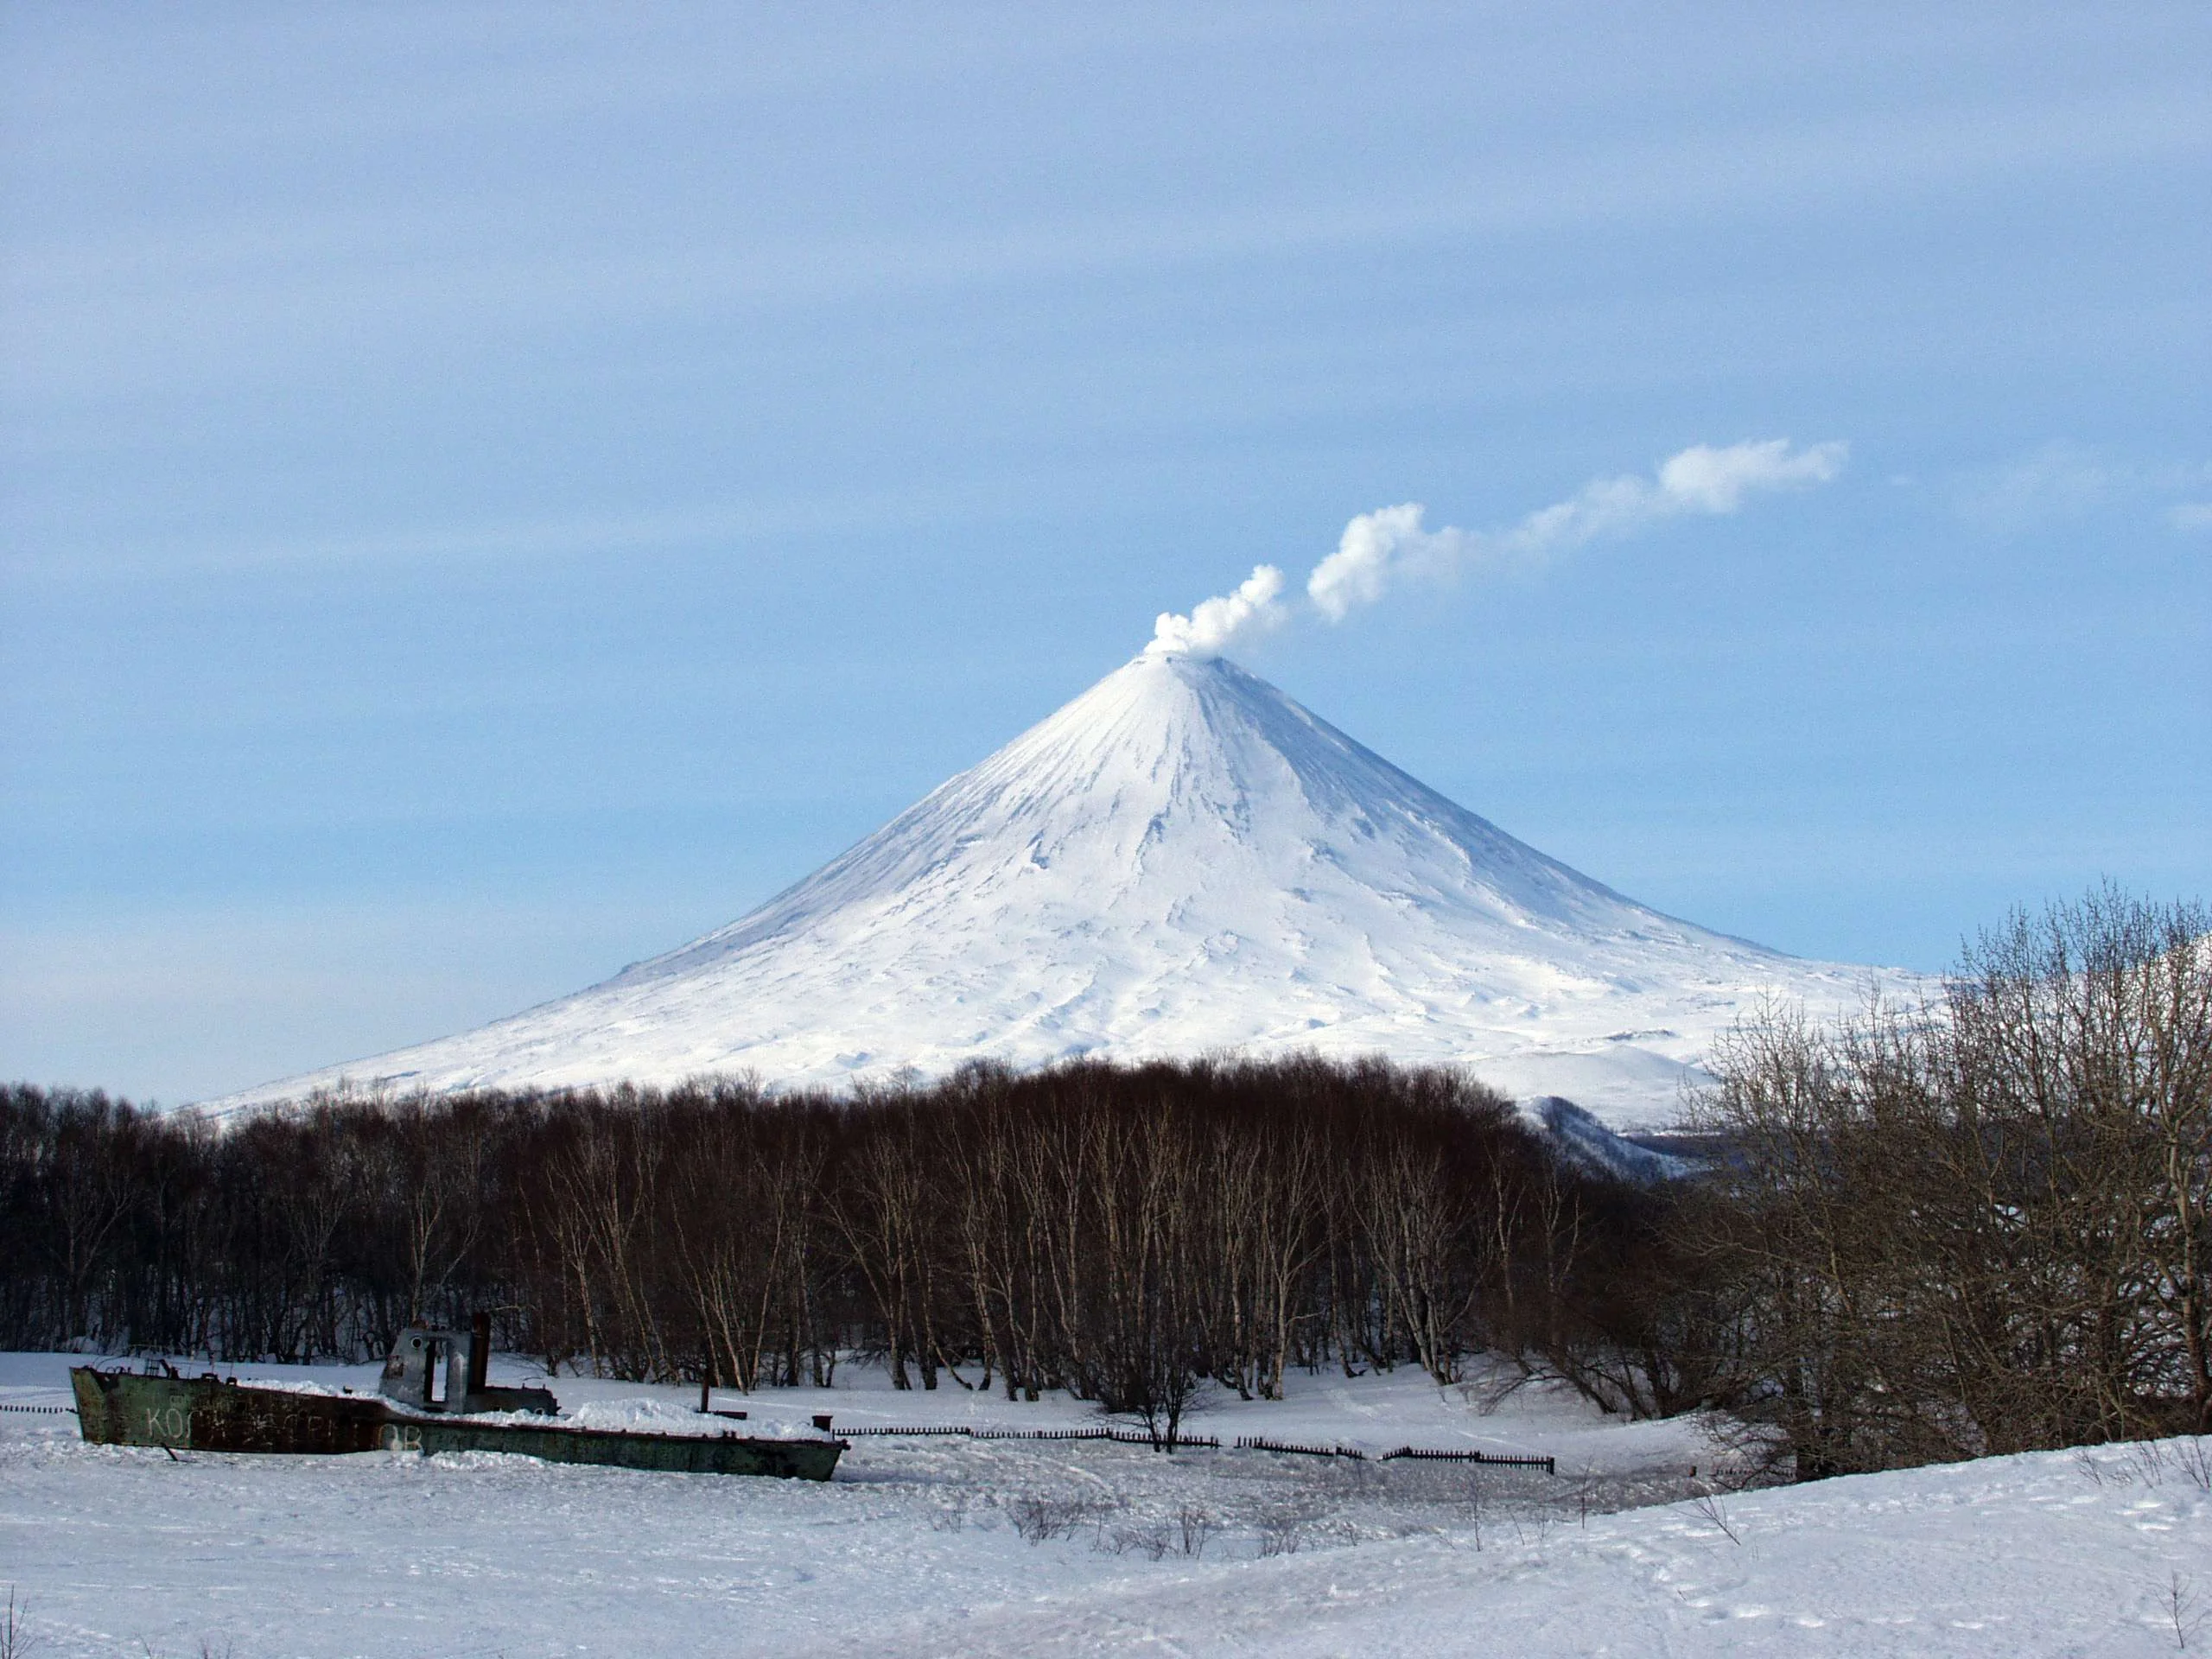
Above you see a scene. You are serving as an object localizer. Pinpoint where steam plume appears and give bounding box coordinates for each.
[1147,563,1287,657]
[1309,438,1847,622]
[1151,438,1846,657]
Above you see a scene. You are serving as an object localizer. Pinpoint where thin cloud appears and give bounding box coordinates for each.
[1954,442,2114,534]
[1955,442,2212,536]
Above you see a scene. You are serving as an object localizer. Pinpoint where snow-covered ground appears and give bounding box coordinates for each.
[212,652,1899,1128]
[5,1351,2207,1656]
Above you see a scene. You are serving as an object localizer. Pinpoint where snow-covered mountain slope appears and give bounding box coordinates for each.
[215,651,1891,1126]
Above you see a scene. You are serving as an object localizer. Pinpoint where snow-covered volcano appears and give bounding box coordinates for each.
[219,652,1882,1124]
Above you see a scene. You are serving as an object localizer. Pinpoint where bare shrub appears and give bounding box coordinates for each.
[1007,1491,1111,1544]
[2172,1439,2212,1492]
[1255,1510,1310,1557]
[1571,1459,1598,1527]
[1175,1505,1220,1557]
[1691,1489,1741,1545]
[1,1588,40,1659]
[128,1639,232,1659]
[1096,1522,1171,1560]
[1509,1514,1554,1554]
[2171,1573,2204,1651]
[2131,1441,2170,1488]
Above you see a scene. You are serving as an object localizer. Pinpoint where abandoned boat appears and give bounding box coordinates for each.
[69,1314,846,1481]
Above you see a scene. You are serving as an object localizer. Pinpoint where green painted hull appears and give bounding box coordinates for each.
[70,1368,843,1480]
[72,1367,391,1455]
[378,1414,844,1478]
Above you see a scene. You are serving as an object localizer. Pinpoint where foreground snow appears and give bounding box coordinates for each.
[4,1352,2206,1656]
[213,652,1894,1127]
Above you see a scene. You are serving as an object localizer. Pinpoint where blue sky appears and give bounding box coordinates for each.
[3,3,2207,1102]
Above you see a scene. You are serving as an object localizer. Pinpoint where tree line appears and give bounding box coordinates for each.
[0,1055,1668,1445]
[4,887,2203,1471]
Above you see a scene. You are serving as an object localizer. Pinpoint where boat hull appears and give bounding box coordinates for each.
[72,1367,391,1455]
[379,1414,843,1478]
[69,1368,842,1480]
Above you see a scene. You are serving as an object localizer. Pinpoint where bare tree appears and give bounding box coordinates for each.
[1687,890,2212,1474]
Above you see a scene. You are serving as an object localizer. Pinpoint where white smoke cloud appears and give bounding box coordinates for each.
[1310,438,1847,622]
[1147,563,1287,657]
[1150,437,1846,657]
[1307,504,1476,624]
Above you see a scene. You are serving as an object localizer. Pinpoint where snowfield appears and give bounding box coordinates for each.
[213,652,1899,1128]
[5,1352,2207,1656]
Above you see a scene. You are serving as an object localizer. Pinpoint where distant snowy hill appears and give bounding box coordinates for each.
[214,651,1889,1126]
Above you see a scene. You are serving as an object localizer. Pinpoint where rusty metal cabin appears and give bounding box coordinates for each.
[378,1313,557,1416]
